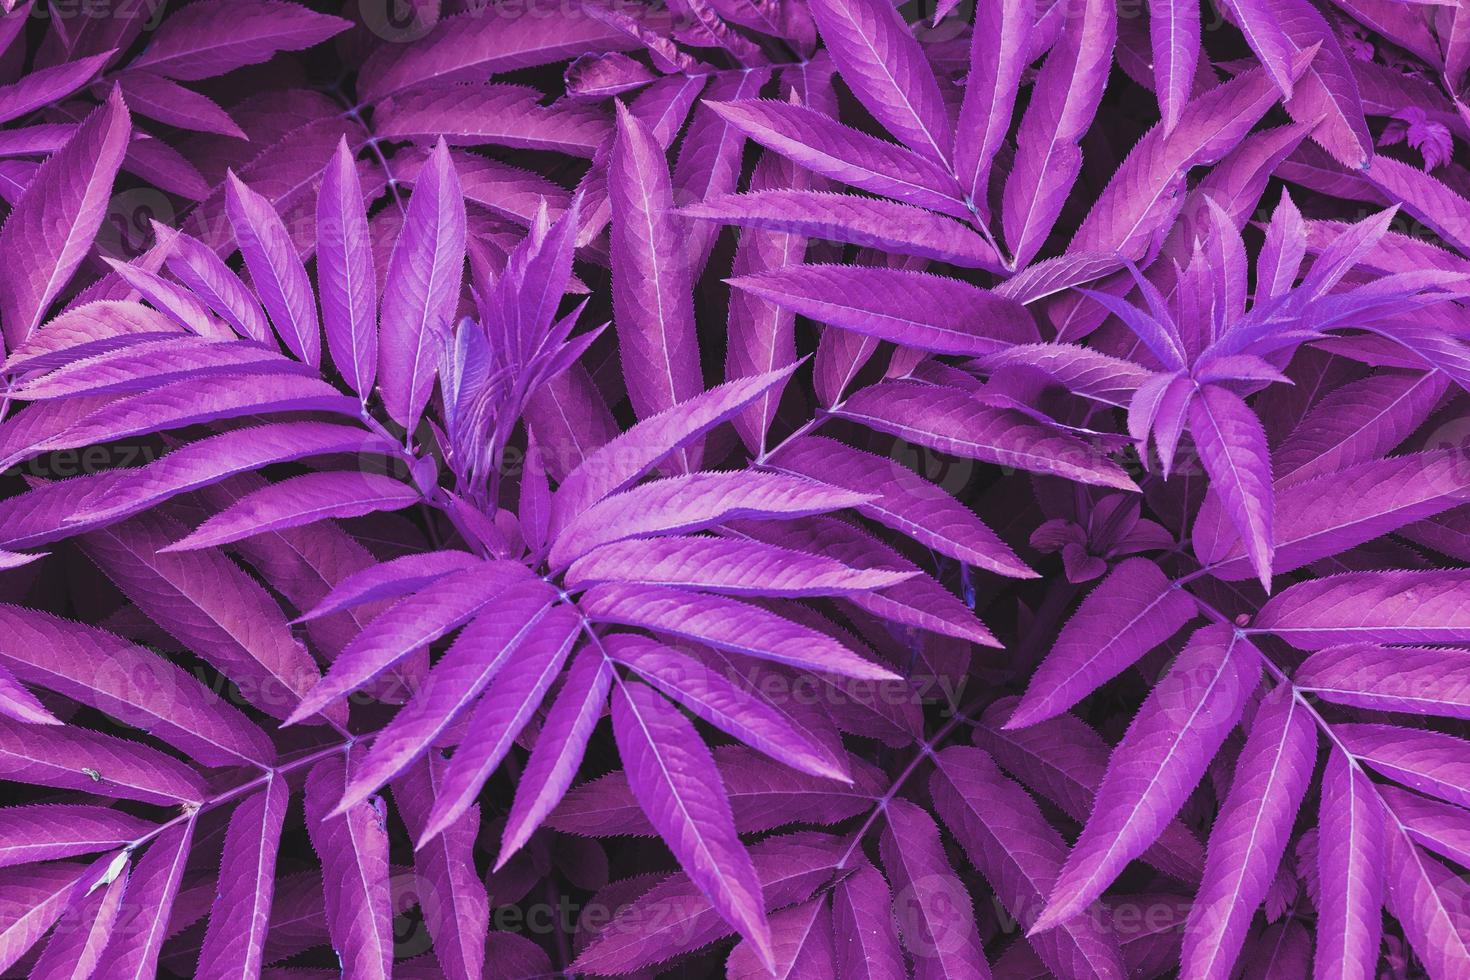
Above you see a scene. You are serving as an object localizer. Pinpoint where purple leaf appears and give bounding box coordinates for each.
[572,832,843,974]
[609,101,702,446]
[378,138,466,433]
[0,87,129,349]
[195,771,290,979]
[606,633,849,780]
[550,363,802,531]
[64,422,396,529]
[549,470,874,569]
[1189,383,1275,590]
[303,752,393,980]
[1297,643,1470,720]
[225,170,321,365]
[1069,56,1308,263]
[707,99,971,218]
[0,862,90,974]
[566,533,911,597]
[337,580,559,813]
[284,562,533,724]
[1151,0,1200,133]
[806,0,952,161]
[1008,557,1198,729]
[11,334,294,401]
[953,0,1031,210]
[0,50,112,126]
[730,264,1030,354]
[724,152,807,456]
[1180,686,1316,978]
[1223,0,1302,98]
[932,746,1127,978]
[768,435,1033,577]
[393,755,491,980]
[128,1,348,79]
[316,136,378,401]
[0,660,54,725]
[673,69,770,277]
[1204,451,1470,581]
[358,3,655,103]
[92,820,193,979]
[81,511,337,726]
[1001,0,1116,268]
[162,471,420,552]
[1384,818,1470,977]
[1257,570,1470,648]
[497,644,613,869]
[296,550,488,623]
[1273,0,1373,169]
[113,71,245,138]
[1033,625,1260,932]
[0,715,206,805]
[0,604,275,767]
[726,896,834,979]
[830,858,906,980]
[836,381,1138,490]
[976,699,1206,883]
[879,797,990,979]
[28,853,130,980]
[579,583,901,681]
[160,227,274,344]
[376,82,612,158]
[690,190,1002,268]
[1333,724,1470,810]
[610,677,775,971]
[418,606,583,844]
[0,804,152,869]
[1315,749,1385,980]
[1382,784,1470,870]
[1273,370,1447,485]
[553,742,878,837]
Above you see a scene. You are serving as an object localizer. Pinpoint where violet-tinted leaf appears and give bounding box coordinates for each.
[195,771,290,978]
[127,1,349,80]
[1033,625,1260,932]
[0,87,129,349]
[1180,686,1316,978]
[378,138,466,433]
[316,136,378,401]
[225,170,321,365]
[610,678,775,970]
[1009,558,1197,729]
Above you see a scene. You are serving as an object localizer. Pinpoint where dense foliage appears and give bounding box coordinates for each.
[0,0,1469,976]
